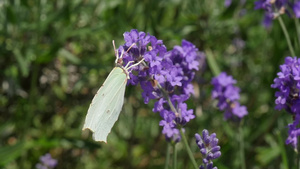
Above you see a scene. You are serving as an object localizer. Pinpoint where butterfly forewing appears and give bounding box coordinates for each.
[94,78,126,142]
[83,67,127,142]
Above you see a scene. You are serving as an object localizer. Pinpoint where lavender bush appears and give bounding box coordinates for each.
[109,29,220,168]
[4,0,300,168]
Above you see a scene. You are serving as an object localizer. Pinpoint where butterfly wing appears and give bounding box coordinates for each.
[83,67,127,142]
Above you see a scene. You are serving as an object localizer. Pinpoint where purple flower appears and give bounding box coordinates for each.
[199,162,218,169]
[286,114,300,149]
[211,72,248,120]
[272,56,300,149]
[224,0,232,7]
[254,0,300,26]
[254,0,277,28]
[119,29,204,142]
[195,129,221,169]
[225,0,246,7]
[263,12,274,28]
[254,0,285,26]
[294,1,300,18]
[254,0,272,10]
[36,153,57,169]
[271,56,300,113]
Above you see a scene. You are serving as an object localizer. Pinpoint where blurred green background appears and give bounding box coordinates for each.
[0,0,297,168]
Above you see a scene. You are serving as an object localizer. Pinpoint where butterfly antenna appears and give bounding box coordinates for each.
[125,43,136,54]
[119,50,124,59]
[112,40,119,64]
[122,43,136,65]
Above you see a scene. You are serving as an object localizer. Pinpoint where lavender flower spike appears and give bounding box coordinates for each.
[254,0,300,27]
[195,129,221,169]
[36,153,57,169]
[120,29,204,142]
[211,72,248,120]
[271,56,300,149]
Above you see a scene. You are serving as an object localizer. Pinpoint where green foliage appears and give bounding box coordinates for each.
[0,0,295,168]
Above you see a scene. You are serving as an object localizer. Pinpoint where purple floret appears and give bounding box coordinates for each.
[286,114,300,148]
[36,153,57,169]
[211,72,248,120]
[224,0,232,7]
[294,1,300,18]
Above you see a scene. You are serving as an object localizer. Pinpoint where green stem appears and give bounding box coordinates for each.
[275,130,289,169]
[294,18,300,50]
[156,83,178,114]
[165,143,171,169]
[155,72,196,169]
[297,151,299,169]
[239,125,246,169]
[299,155,300,169]
[180,128,198,169]
[173,144,177,169]
[278,15,296,56]
[297,140,300,169]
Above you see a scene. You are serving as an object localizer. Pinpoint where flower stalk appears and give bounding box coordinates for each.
[165,143,171,169]
[173,143,177,169]
[278,15,296,56]
[239,124,246,169]
[180,128,199,169]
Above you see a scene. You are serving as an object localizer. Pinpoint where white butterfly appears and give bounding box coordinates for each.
[82,41,144,142]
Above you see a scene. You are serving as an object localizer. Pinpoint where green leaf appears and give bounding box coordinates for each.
[0,142,25,166]
[13,49,29,77]
[256,146,280,166]
[6,6,16,24]
[255,134,281,166]
[276,130,289,169]
[58,48,81,64]
[205,48,221,76]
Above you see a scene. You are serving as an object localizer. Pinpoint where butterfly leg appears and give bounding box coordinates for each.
[126,58,145,70]
[124,61,135,69]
